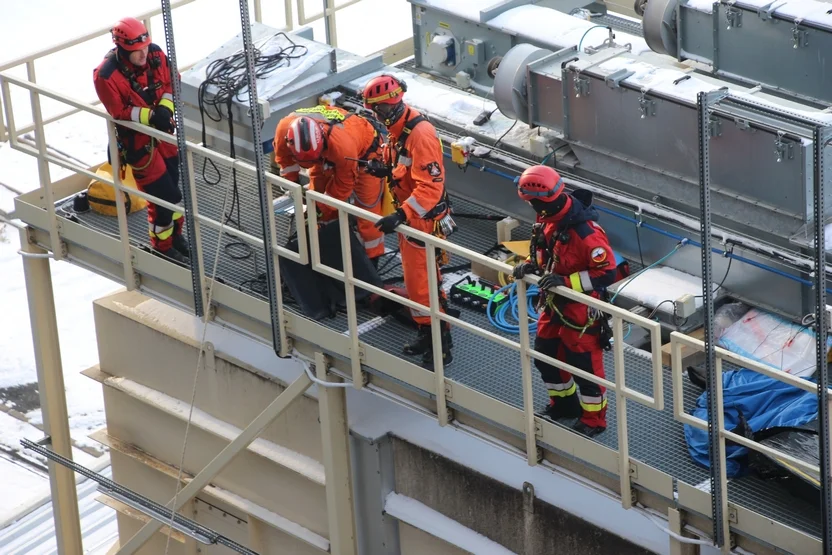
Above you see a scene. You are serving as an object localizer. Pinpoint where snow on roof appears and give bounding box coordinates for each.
[487,5,651,55]
[385,492,517,554]
[0,461,117,554]
[611,266,719,313]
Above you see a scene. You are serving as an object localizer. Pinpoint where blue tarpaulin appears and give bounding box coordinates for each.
[684,368,818,477]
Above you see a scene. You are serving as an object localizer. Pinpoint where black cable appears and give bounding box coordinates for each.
[492,120,518,150]
[196,32,308,265]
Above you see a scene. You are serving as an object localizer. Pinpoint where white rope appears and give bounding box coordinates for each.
[163,179,232,555]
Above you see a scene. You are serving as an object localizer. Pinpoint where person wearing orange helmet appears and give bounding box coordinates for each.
[361,74,454,368]
[272,105,386,261]
[93,17,188,263]
[512,165,619,437]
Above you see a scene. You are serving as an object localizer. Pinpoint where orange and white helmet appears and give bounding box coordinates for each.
[285,117,325,162]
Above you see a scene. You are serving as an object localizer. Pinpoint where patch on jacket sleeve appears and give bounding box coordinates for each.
[590,247,607,263]
[423,161,442,177]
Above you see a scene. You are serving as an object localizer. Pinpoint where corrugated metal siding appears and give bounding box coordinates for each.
[0,464,118,554]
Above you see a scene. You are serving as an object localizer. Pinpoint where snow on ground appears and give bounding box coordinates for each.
[0,454,48,520]
[0,225,117,453]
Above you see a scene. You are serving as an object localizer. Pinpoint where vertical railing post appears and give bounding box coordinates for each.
[106,121,137,290]
[254,0,263,23]
[0,84,6,143]
[812,124,832,552]
[27,61,63,260]
[425,242,448,425]
[338,213,364,387]
[284,0,295,31]
[516,278,539,465]
[697,89,729,550]
[0,77,16,147]
[159,0,205,317]
[322,0,338,46]
[613,316,632,509]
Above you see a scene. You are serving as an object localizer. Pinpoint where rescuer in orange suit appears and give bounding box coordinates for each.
[93,17,189,263]
[361,74,454,367]
[513,165,619,437]
[273,105,386,262]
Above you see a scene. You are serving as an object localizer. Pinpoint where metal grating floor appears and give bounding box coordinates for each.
[55,152,821,540]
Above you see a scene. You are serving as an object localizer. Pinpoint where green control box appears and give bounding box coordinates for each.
[450,275,507,313]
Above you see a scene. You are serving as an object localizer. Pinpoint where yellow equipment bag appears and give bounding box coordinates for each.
[87,163,148,217]
[380,183,397,217]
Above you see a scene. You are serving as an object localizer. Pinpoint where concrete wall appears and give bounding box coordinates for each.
[392,438,655,555]
[92,291,331,552]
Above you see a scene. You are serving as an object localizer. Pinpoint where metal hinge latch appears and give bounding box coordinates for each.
[726,7,743,28]
[574,74,590,98]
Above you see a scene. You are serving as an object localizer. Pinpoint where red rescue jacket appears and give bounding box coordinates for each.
[93,45,175,157]
[534,190,619,340]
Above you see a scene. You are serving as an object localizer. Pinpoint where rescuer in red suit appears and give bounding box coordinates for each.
[512,165,618,437]
[93,17,189,263]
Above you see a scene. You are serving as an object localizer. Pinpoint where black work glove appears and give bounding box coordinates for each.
[375,209,406,234]
[512,262,535,280]
[365,158,392,179]
[150,106,174,133]
[538,272,565,291]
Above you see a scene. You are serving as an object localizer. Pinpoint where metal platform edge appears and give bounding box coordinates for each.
[11,177,824,555]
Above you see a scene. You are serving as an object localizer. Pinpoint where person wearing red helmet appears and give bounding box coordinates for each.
[513,165,619,437]
[93,17,188,263]
[361,73,453,368]
[272,105,386,261]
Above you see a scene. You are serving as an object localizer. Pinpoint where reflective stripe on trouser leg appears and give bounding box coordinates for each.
[398,218,444,326]
[545,379,576,398]
[356,181,385,258]
[534,334,579,401]
[561,345,607,427]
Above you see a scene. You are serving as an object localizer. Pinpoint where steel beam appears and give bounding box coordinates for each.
[159,0,205,318]
[697,89,729,550]
[317,353,358,555]
[238,0,283,357]
[813,125,832,552]
[115,372,313,554]
[17,227,83,555]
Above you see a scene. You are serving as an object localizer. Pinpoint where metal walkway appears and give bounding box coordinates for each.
[55,151,821,541]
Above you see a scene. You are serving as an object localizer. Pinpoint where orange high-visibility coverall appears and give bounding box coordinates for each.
[382,106,448,325]
[273,106,385,258]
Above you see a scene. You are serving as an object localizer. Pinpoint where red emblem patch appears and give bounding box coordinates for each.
[590,247,607,263]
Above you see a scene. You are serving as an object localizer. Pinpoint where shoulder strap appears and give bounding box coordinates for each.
[396,114,427,152]
[107,50,157,106]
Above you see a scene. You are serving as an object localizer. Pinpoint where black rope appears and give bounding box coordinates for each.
[196,32,308,263]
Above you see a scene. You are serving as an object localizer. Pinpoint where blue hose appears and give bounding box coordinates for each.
[487,282,540,334]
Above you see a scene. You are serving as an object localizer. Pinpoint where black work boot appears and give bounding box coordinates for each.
[573,420,606,438]
[539,394,582,421]
[421,325,453,371]
[172,233,190,258]
[403,325,431,356]
[153,245,189,265]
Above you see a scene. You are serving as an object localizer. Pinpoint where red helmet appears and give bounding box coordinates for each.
[362,74,406,109]
[285,117,325,162]
[517,165,564,202]
[112,17,150,51]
